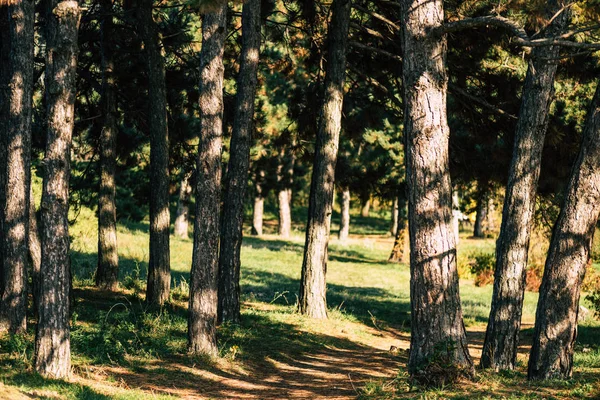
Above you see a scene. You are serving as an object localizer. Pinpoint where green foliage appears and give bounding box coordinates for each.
[470,252,496,287]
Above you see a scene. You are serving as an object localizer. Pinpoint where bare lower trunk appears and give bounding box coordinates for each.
[29,187,41,311]
[174,173,192,239]
[137,0,171,306]
[401,0,473,378]
[390,197,399,236]
[299,0,351,319]
[96,0,119,291]
[278,189,292,238]
[0,9,8,308]
[35,0,80,378]
[360,197,370,217]
[251,168,265,236]
[0,0,35,334]
[388,197,407,263]
[481,2,568,371]
[218,0,261,324]
[188,6,227,356]
[338,187,350,241]
[486,196,496,232]
[473,189,487,238]
[277,148,295,238]
[528,85,600,380]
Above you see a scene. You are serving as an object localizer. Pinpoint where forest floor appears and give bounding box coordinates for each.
[1,207,600,399]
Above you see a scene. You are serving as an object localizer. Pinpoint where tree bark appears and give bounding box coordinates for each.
[96,0,119,291]
[388,196,407,263]
[0,0,34,334]
[137,0,171,306]
[29,186,41,311]
[277,147,295,238]
[338,187,350,241]
[174,173,192,239]
[481,2,568,371]
[35,0,80,379]
[218,0,261,325]
[251,168,265,236]
[360,197,370,217]
[401,0,473,377]
[299,0,351,319]
[473,186,487,238]
[528,85,600,380]
[0,10,8,313]
[188,6,227,356]
[390,197,399,236]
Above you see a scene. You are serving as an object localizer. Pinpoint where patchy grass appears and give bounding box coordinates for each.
[0,206,599,399]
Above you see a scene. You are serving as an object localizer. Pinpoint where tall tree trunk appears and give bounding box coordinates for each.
[218,0,261,325]
[481,2,568,371]
[277,147,295,238]
[29,186,41,311]
[96,0,119,291]
[473,186,487,238]
[188,6,227,356]
[251,168,265,236]
[338,187,350,241]
[137,0,171,306]
[0,0,34,334]
[528,85,600,380]
[35,0,80,378]
[360,197,370,217]
[0,8,8,308]
[390,197,399,236]
[299,0,351,319]
[401,0,473,377]
[388,196,407,263]
[174,173,192,239]
[485,196,496,232]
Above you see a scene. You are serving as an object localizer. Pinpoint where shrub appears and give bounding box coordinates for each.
[470,252,495,287]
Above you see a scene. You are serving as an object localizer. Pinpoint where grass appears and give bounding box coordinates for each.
[0,205,599,399]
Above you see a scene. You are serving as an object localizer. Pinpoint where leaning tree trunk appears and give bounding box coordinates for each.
[0,0,34,334]
[96,0,119,291]
[174,173,192,239]
[388,196,407,263]
[35,0,80,379]
[277,147,295,238]
[473,186,487,238]
[481,2,568,371]
[218,0,261,325]
[528,85,600,380]
[401,0,473,378]
[338,187,350,241]
[390,197,399,236]
[299,0,351,319]
[251,168,265,236]
[137,0,171,306]
[188,6,227,356]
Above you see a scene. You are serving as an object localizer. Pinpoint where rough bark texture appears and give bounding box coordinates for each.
[299,0,351,319]
[401,0,473,376]
[0,0,34,334]
[338,187,350,241]
[174,173,192,239]
[137,0,171,306]
[277,148,295,238]
[251,168,265,236]
[188,6,227,356]
[35,0,80,378]
[481,2,568,371]
[96,0,119,291]
[388,197,407,263]
[0,10,7,310]
[390,197,399,236]
[528,85,600,380]
[218,0,261,325]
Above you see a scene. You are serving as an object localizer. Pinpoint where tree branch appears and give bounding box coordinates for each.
[348,40,402,61]
[448,83,518,120]
[352,4,400,31]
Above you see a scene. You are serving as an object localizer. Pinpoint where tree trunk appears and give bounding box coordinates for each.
[137,0,171,306]
[29,186,41,311]
[360,197,370,217]
[481,2,568,371]
[473,188,487,238]
[35,0,80,379]
[338,187,350,241]
[174,173,192,239]
[251,168,265,236]
[528,85,600,380]
[401,0,473,377]
[218,0,261,325]
[0,0,34,334]
[388,196,407,263]
[299,0,351,319]
[188,6,227,356]
[277,148,295,238]
[96,0,119,291]
[0,10,8,315]
[390,197,399,236]
[485,196,496,232]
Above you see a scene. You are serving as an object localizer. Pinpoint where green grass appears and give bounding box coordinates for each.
[1,205,599,399]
